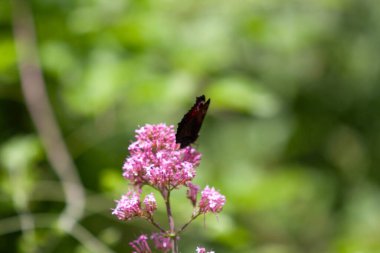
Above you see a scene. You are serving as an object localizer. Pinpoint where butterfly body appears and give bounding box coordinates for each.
[176,95,210,148]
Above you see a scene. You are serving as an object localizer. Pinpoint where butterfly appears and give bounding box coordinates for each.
[176,95,211,148]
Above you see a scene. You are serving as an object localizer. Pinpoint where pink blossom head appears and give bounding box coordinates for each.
[199,186,225,214]
[112,191,142,220]
[143,193,157,215]
[187,182,200,207]
[196,247,215,253]
[151,233,172,252]
[123,124,201,189]
[130,234,152,253]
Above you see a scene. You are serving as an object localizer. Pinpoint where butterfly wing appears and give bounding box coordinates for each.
[176,95,210,148]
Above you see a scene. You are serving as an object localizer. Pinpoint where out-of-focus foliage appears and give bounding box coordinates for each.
[1,0,380,252]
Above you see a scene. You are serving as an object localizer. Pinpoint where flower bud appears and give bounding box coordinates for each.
[143,193,157,215]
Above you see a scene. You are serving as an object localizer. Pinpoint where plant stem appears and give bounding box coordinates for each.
[146,217,166,233]
[163,190,177,253]
[177,212,200,235]
[11,0,85,233]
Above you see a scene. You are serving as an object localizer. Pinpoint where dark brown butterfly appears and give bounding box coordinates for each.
[176,95,210,148]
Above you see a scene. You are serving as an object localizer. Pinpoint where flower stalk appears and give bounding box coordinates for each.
[163,190,177,253]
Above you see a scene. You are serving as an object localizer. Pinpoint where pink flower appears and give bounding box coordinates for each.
[122,124,201,189]
[112,191,142,220]
[187,182,200,207]
[143,193,157,215]
[199,186,225,214]
[196,247,215,253]
[130,234,152,253]
[151,233,172,252]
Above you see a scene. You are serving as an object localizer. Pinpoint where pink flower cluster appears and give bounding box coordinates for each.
[151,233,172,252]
[196,247,215,253]
[112,191,157,220]
[129,233,171,253]
[113,124,226,253]
[199,186,226,214]
[187,182,200,207]
[130,235,214,253]
[123,124,201,190]
[130,234,151,253]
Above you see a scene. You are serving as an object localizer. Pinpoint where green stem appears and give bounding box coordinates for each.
[177,212,200,235]
[145,216,166,233]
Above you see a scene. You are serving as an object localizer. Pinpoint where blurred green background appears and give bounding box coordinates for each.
[1,0,380,252]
